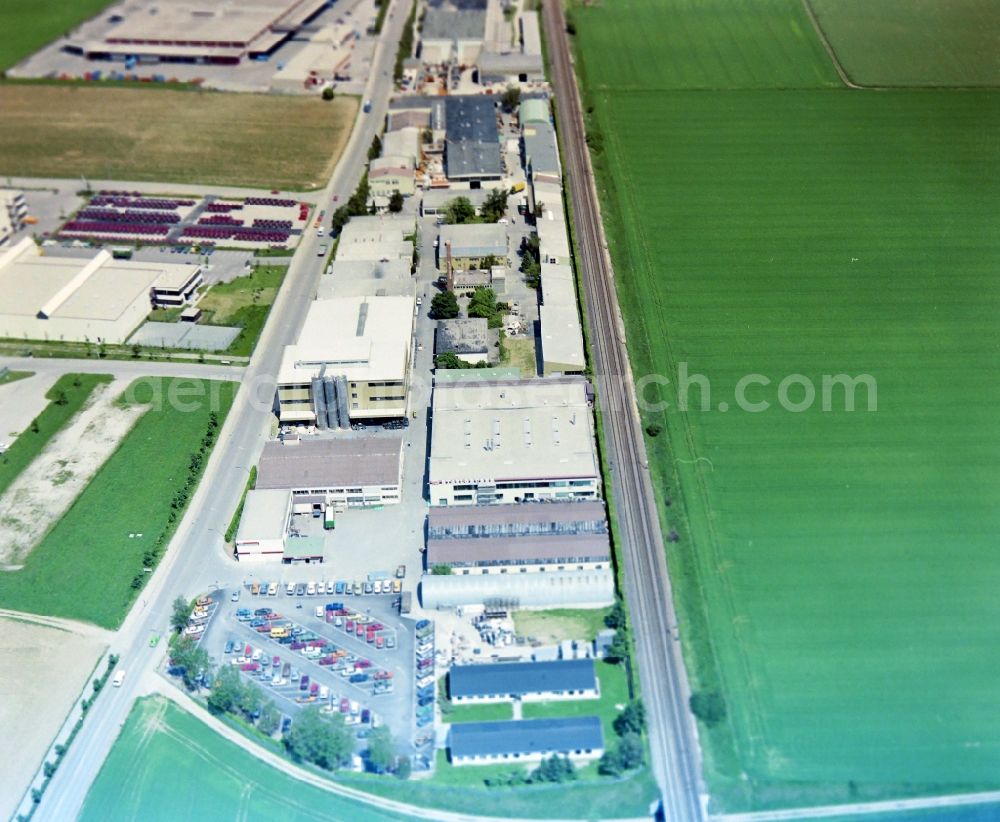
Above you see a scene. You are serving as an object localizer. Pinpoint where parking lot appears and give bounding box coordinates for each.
[196,583,420,759]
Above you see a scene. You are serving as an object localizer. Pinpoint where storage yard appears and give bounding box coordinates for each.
[0,85,358,190]
[572,0,1000,810]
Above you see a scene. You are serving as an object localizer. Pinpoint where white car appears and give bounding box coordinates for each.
[112,670,126,687]
[315,606,324,618]
[286,582,295,595]
[326,581,336,594]
[306,581,316,596]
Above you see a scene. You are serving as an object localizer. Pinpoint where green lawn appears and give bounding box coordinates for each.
[81,697,409,822]
[197,265,287,357]
[0,377,236,628]
[572,0,1000,812]
[0,0,113,70]
[440,700,513,724]
[0,369,32,386]
[0,373,111,498]
[512,607,611,644]
[810,0,1000,87]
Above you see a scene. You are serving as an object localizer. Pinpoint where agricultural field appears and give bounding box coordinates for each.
[0,0,112,70]
[81,697,408,822]
[0,377,236,628]
[571,0,1000,812]
[810,0,1000,87]
[0,85,357,190]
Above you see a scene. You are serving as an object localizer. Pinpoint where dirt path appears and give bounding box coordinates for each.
[0,381,147,569]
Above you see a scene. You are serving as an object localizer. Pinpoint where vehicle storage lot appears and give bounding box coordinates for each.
[0,616,106,819]
[199,585,416,754]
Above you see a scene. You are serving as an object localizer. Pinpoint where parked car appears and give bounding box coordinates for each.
[335,581,346,594]
[326,581,336,594]
[295,583,306,596]
[224,640,235,654]
[364,582,373,594]
[315,606,324,618]
[395,565,406,579]
[268,583,278,596]
[349,673,369,683]
[306,581,316,596]
[392,580,402,594]
[373,580,382,595]
[230,590,240,602]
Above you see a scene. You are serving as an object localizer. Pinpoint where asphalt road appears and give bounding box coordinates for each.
[34,4,410,817]
[0,356,245,384]
[540,3,705,820]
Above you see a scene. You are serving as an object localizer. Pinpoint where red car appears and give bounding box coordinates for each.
[241,663,260,672]
[339,697,350,713]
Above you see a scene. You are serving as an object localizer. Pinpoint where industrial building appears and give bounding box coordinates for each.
[435,318,490,364]
[335,215,416,263]
[420,7,487,65]
[387,97,447,143]
[428,375,600,505]
[0,238,201,344]
[382,127,423,166]
[0,190,27,247]
[75,0,328,65]
[421,188,491,219]
[445,96,502,183]
[522,121,561,184]
[277,295,414,425]
[425,500,610,573]
[234,489,292,561]
[256,437,404,508]
[421,568,615,609]
[449,659,599,703]
[438,223,508,271]
[448,717,604,766]
[535,196,572,266]
[316,259,414,301]
[539,263,586,375]
[519,96,550,126]
[269,23,357,93]
[476,10,544,85]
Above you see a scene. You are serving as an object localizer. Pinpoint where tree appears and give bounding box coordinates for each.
[443,196,476,225]
[480,188,509,223]
[322,86,335,101]
[689,691,727,727]
[54,390,68,406]
[434,353,471,370]
[170,636,211,691]
[500,85,520,113]
[367,726,394,773]
[532,754,576,783]
[368,134,383,162]
[617,733,645,769]
[431,563,453,575]
[430,290,460,320]
[238,681,264,720]
[330,205,351,233]
[207,665,246,715]
[467,288,502,327]
[170,596,191,633]
[284,706,354,771]
[604,599,627,630]
[258,701,282,736]
[605,629,630,664]
[388,190,405,213]
[613,700,646,737]
[395,755,412,780]
[645,423,663,437]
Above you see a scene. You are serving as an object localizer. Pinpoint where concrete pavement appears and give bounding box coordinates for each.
[0,356,245,384]
[32,2,412,817]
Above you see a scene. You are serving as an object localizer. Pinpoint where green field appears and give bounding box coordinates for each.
[0,0,112,70]
[81,697,408,822]
[0,377,236,628]
[0,373,111,498]
[810,0,1000,87]
[572,0,1000,812]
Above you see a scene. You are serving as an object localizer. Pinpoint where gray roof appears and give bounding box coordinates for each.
[422,8,486,40]
[446,141,502,179]
[450,659,596,699]
[422,188,491,211]
[235,489,288,543]
[523,121,560,178]
[428,500,607,531]
[478,51,544,76]
[438,223,507,258]
[428,533,610,566]
[448,717,603,758]
[436,318,489,355]
[257,438,402,490]
[445,96,502,179]
[419,568,615,609]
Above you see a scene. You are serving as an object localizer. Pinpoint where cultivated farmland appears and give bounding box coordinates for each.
[0,377,236,628]
[0,85,357,190]
[809,0,1000,87]
[571,0,1000,812]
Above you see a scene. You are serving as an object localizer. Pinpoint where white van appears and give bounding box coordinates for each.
[112,669,126,687]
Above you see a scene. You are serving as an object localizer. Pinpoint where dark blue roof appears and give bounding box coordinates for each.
[445,96,501,178]
[449,658,596,698]
[449,716,603,758]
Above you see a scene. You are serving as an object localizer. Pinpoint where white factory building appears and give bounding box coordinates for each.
[428,375,600,506]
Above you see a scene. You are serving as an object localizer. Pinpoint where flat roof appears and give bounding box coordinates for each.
[429,377,598,486]
[284,535,325,559]
[422,189,491,210]
[523,122,561,178]
[382,128,422,162]
[423,8,487,41]
[450,659,597,698]
[520,11,542,55]
[280,295,413,384]
[429,500,606,529]
[421,568,615,609]
[478,51,544,75]
[436,318,489,355]
[439,223,508,258]
[540,264,585,370]
[257,438,403,491]
[429,532,610,565]
[536,209,571,260]
[433,366,521,384]
[449,717,603,758]
[0,239,199,323]
[236,489,289,543]
[446,96,502,179]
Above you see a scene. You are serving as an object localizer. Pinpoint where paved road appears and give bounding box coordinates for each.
[541,2,705,820]
[0,356,245,383]
[33,4,409,818]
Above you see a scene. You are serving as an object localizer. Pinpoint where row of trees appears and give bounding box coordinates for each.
[598,700,646,775]
[483,753,578,787]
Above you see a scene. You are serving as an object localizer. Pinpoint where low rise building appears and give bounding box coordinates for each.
[436,318,490,364]
[519,96,550,126]
[277,295,414,425]
[369,155,417,199]
[522,121,561,184]
[438,223,508,271]
[420,7,487,65]
[445,96,502,183]
[382,127,423,166]
[335,215,416,263]
[421,188,491,219]
[539,263,585,375]
[256,437,404,508]
[448,717,604,766]
[425,500,609,573]
[234,489,291,561]
[449,659,599,703]
[428,375,600,505]
[420,567,614,609]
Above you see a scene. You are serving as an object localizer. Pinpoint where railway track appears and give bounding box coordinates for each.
[541,2,705,819]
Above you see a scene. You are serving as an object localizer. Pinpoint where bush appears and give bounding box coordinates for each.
[645,423,663,437]
[690,691,727,727]
[322,87,335,101]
